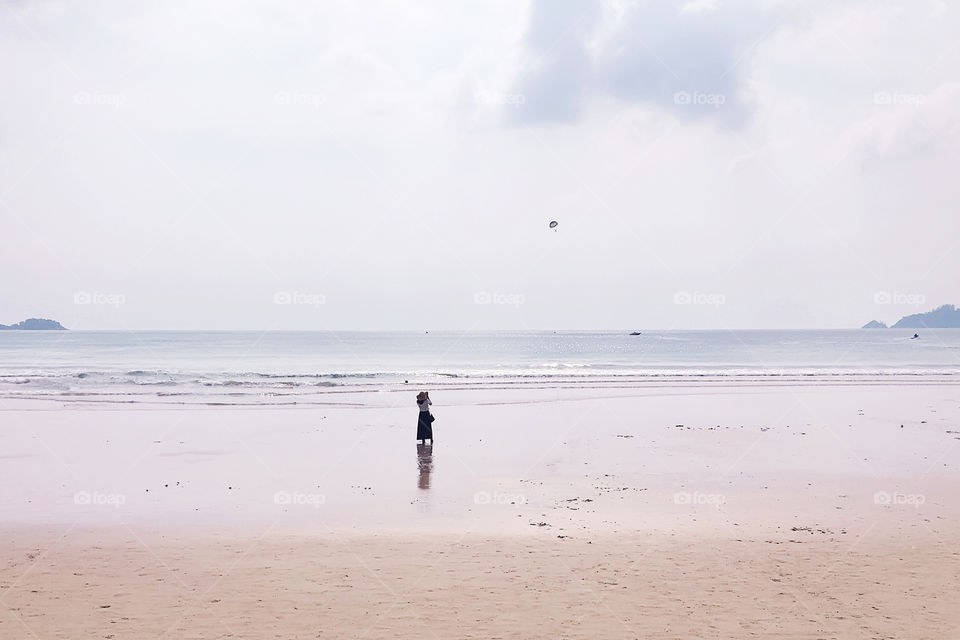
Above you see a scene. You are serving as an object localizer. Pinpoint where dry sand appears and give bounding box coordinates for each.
[2,528,957,639]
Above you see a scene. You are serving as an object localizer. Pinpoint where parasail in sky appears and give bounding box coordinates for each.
[549,220,558,229]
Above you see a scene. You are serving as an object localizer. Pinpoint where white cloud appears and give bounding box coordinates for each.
[839,82,960,163]
[681,0,721,16]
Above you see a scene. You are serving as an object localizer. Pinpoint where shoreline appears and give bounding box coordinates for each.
[3,373,960,410]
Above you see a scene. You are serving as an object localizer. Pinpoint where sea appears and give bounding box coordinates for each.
[1,329,959,405]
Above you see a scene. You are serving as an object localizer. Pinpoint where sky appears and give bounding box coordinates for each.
[1,0,958,331]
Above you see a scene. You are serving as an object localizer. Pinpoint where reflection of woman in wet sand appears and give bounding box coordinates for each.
[416,442,433,490]
[416,391,434,444]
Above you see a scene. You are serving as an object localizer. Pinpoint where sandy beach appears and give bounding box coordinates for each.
[2,380,959,638]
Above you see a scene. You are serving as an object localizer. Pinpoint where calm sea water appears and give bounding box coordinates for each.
[1,329,958,404]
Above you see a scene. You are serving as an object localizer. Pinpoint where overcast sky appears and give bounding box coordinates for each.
[1,0,958,330]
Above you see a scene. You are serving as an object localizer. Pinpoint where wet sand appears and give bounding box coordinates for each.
[1,381,958,637]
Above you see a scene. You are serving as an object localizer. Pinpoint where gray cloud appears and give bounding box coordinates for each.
[507,0,602,123]
[508,0,788,126]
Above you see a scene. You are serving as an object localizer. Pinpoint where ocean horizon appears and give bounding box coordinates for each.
[4,328,960,405]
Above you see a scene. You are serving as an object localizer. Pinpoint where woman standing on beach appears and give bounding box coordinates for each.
[416,391,434,444]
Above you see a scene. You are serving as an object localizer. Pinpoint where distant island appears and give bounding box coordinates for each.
[862,304,960,329]
[892,304,960,329]
[0,318,67,330]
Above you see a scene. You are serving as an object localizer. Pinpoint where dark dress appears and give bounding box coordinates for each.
[416,402,434,441]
